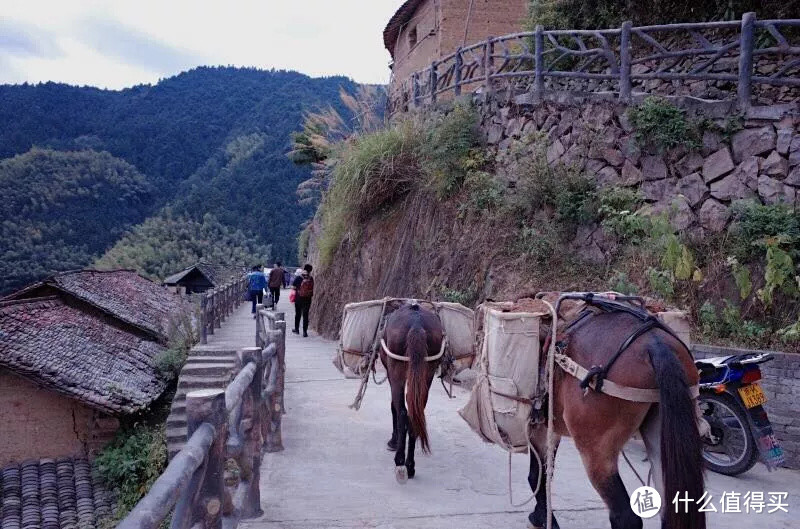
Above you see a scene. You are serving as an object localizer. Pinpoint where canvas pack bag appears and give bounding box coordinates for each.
[333,298,475,379]
[458,303,550,452]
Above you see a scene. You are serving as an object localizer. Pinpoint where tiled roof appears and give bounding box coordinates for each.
[0,297,167,415]
[0,457,114,529]
[163,262,243,288]
[4,270,188,342]
[383,0,425,56]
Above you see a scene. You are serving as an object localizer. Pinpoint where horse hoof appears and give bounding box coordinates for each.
[406,465,415,479]
[387,440,398,451]
[394,465,408,484]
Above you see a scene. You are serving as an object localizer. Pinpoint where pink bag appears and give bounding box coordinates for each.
[289,290,296,303]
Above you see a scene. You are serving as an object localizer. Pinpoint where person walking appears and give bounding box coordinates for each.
[268,261,284,308]
[291,264,314,337]
[283,267,292,288]
[247,265,267,317]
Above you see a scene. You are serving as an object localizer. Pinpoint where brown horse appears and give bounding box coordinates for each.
[526,306,705,529]
[380,302,444,483]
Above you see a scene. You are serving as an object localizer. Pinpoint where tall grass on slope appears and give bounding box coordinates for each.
[318,121,421,266]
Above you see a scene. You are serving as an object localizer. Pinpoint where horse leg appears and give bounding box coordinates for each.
[574,437,641,529]
[528,430,561,529]
[392,383,409,483]
[406,429,416,479]
[387,401,398,451]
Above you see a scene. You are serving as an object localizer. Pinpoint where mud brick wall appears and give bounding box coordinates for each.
[693,344,800,470]
[0,370,118,464]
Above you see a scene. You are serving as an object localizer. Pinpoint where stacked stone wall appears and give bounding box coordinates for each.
[477,90,799,236]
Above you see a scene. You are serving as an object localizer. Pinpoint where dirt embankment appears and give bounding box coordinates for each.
[307,192,604,339]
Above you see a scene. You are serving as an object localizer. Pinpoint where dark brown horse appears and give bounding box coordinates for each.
[526,308,705,529]
[380,303,444,483]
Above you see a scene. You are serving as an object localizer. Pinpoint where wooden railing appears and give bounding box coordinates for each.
[118,317,286,529]
[200,277,249,344]
[389,13,799,114]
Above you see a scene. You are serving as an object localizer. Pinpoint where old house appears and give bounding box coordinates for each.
[4,269,189,344]
[384,0,529,93]
[0,296,168,464]
[0,269,190,465]
[163,262,244,294]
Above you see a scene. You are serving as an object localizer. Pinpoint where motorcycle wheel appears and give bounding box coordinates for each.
[699,392,759,476]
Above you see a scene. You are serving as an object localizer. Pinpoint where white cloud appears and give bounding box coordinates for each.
[0,0,401,88]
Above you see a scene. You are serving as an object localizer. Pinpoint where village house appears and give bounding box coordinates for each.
[0,269,190,464]
[163,262,244,295]
[384,0,528,99]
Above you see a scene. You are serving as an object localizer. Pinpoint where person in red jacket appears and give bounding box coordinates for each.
[268,261,284,307]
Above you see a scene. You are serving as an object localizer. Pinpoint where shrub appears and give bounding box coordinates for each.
[729,201,800,261]
[297,225,311,262]
[757,240,798,307]
[94,424,167,522]
[440,286,478,306]
[419,102,481,197]
[628,97,698,152]
[698,300,719,336]
[598,188,650,243]
[517,222,560,265]
[154,346,188,381]
[459,170,504,216]
[646,267,674,299]
[514,146,597,231]
[608,270,638,295]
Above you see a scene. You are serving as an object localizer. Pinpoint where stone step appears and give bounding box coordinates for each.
[166,413,187,429]
[186,355,237,365]
[189,348,238,357]
[166,426,188,443]
[180,363,236,377]
[178,375,231,390]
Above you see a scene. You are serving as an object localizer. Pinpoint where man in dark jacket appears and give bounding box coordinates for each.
[291,264,314,337]
[268,261,284,307]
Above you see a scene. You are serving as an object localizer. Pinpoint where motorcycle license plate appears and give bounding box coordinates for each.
[739,383,767,409]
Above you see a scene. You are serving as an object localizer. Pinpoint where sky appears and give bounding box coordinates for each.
[0,0,403,89]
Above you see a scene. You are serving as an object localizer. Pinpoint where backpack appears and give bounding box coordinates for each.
[298,276,314,298]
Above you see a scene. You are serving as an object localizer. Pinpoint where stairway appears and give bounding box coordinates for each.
[166,348,238,459]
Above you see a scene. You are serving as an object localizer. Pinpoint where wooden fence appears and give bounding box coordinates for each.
[118,312,286,529]
[200,277,249,344]
[389,13,799,114]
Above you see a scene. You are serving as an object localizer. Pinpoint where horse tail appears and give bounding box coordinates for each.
[405,318,431,453]
[648,335,705,529]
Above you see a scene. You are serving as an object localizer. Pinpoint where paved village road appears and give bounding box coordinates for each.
[242,292,799,529]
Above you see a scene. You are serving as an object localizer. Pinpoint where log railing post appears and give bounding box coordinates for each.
[231,347,264,519]
[214,290,222,329]
[207,291,215,336]
[534,27,544,97]
[262,338,283,453]
[172,389,227,529]
[200,293,208,344]
[273,318,286,414]
[484,36,495,92]
[429,61,438,104]
[738,12,756,110]
[454,47,463,96]
[619,21,632,102]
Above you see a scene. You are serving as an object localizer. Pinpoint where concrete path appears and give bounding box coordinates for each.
[241,294,799,529]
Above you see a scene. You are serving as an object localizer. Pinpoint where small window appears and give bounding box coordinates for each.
[408,26,418,49]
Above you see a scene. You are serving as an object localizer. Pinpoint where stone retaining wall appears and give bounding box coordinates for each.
[693,344,800,470]
[477,90,799,238]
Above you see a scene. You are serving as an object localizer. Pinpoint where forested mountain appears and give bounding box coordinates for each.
[0,148,152,292]
[0,67,359,294]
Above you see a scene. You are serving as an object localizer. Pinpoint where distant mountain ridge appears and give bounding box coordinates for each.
[0,66,359,293]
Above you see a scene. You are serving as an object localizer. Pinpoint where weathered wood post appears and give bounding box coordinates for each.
[207,291,215,336]
[429,61,438,104]
[234,347,264,519]
[454,47,463,96]
[619,21,632,103]
[200,293,208,344]
[484,36,495,92]
[173,389,227,529]
[738,12,756,110]
[534,26,544,98]
[412,72,420,106]
[262,339,283,452]
[272,317,286,414]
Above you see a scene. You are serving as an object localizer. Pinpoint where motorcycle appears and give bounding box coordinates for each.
[696,352,785,475]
